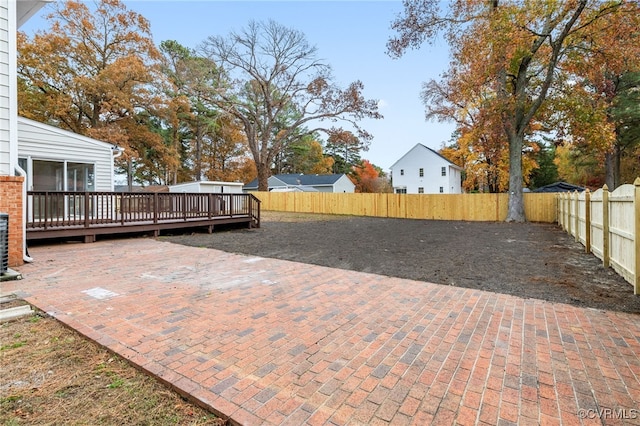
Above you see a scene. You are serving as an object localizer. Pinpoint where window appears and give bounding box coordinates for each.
[441,166,446,176]
[419,168,424,177]
[439,187,444,193]
[395,188,407,194]
[400,169,404,176]
[418,187,424,194]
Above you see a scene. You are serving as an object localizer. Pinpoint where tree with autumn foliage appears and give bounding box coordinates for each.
[554,1,640,190]
[18,0,176,186]
[201,20,382,191]
[325,129,368,174]
[388,0,633,221]
[349,159,390,193]
[274,135,335,175]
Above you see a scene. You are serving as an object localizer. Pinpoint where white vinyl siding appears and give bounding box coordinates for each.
[17,118,115,191]
[331,175,356,193]
[0,0,14,175]
[390,143,462,194]
[169,181,243,193]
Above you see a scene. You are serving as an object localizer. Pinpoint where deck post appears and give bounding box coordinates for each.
[84,192,90,228]
[120,192,125,225]
[257,197,261,228]
[153,193,158,224]
[183,193,187,221]
[43,192,49,230]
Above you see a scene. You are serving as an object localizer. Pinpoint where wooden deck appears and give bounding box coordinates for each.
[26,191,260,242]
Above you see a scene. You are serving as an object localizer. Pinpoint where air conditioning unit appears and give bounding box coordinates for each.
[0,213,8,274]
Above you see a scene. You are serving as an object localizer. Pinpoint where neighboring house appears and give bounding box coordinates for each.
[169,181,244,194]
[18,117,121,192]
[244,173,355,193]
[390,143,463,194]
[533,182,585,193]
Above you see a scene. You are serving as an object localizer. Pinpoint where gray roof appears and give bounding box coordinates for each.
[389,143,462,170]
[244,174,347,189]
[533,182,585,193]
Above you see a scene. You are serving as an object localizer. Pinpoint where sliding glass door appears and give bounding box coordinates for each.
[25,159,96,220]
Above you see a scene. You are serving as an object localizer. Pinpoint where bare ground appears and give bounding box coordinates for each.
[0,310,227,426]
[164,212,640,314]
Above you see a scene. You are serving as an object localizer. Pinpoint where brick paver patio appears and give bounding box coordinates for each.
[4,238,640,425]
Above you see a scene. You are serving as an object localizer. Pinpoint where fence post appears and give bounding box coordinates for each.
[564,193,569,231]
[584,189,591,254]
[574,191,579,242]
[602,184,610,269]
[634,178,640,295]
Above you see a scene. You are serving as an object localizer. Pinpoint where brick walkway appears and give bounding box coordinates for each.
[5,238,640,425]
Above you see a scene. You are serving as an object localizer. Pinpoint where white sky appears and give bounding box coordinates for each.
[20,0,457,172]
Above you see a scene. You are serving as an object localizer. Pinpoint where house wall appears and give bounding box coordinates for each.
[392,146,458,194]
[18,119,115,191]
[0,175,23,266]
[332,175,356,193]
[0,0,15,177]
[0,0,23,266]
[448,167,463,194]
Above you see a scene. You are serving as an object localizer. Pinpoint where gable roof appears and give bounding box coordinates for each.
[18,117,117,151]
[533,182,585,193]
[390,143,462,170]
[244,173,348,189]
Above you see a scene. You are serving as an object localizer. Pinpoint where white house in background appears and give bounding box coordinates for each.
[390,143,463,194]
[169,181,244,194]
[17,117,121,192]
[243,173,355,193]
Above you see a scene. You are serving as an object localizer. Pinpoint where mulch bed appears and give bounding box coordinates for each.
[163,212,640,314]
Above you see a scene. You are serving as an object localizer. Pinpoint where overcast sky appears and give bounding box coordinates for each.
[21,0,457,172]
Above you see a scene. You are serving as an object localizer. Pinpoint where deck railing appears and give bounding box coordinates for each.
[26,191,261,231]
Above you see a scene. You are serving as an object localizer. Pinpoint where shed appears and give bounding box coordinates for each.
[169,181,244,194]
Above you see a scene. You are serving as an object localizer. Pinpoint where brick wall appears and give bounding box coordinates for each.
[0,176,24,267]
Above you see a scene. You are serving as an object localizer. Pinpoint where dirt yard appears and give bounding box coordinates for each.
[164,212,640,314]
[0,311,226,425]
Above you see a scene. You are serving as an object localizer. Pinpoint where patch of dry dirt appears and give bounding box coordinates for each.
[0,311,226,425]
[164,212,640,314]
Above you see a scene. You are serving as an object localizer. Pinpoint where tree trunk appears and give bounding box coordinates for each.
[505,133,526,222]
[604,146,620,191]
[257,163,269,191]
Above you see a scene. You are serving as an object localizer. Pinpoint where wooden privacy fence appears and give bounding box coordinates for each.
[251,191,558,223]
[557,178,640,294]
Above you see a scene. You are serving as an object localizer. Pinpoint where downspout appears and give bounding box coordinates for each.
[15,164,32,263]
